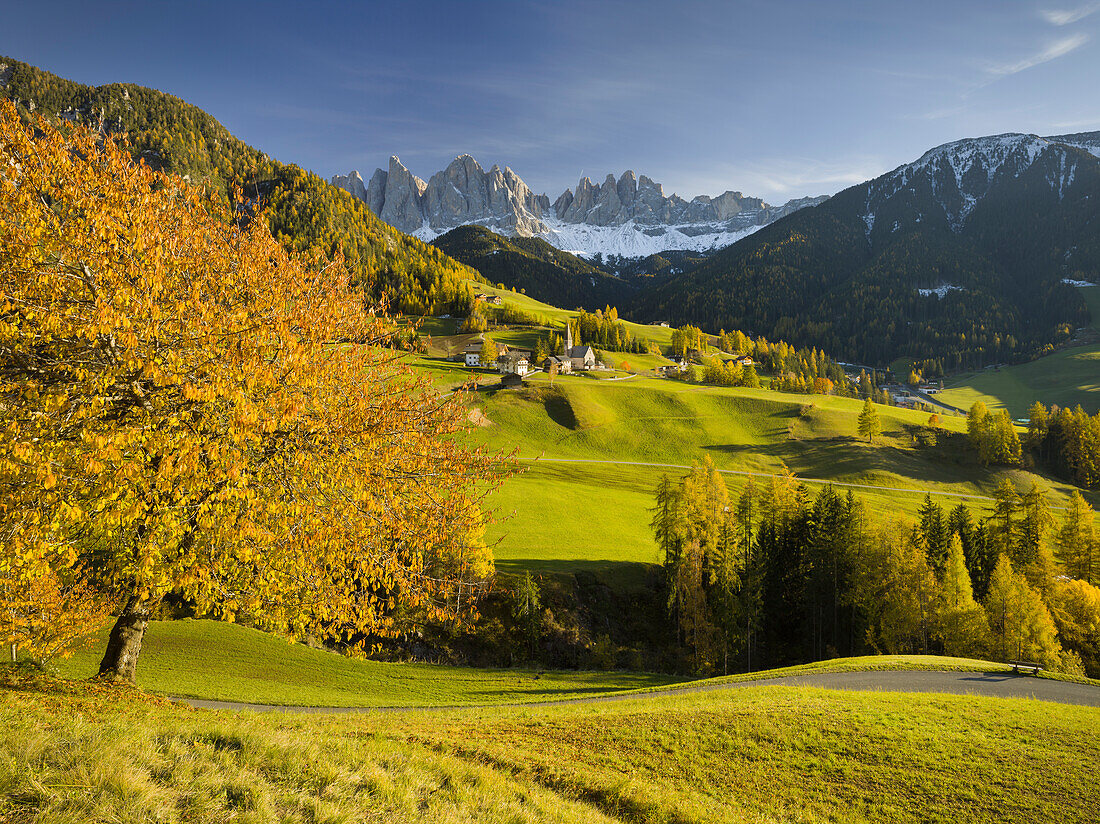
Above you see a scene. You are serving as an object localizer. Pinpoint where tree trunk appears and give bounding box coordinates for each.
[98,592,163,681]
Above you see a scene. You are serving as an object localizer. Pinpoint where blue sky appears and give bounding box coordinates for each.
[4,1,1099,203]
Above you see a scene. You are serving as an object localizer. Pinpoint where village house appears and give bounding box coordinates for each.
[545,354,573,374]
[665,357,689,374]
[464,341,490,367]
[498,352,530,377]
[736,356,754,367]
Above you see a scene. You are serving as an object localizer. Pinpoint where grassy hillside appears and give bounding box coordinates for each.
[937,285,1100,417]
[469,374,1095,585]
[395,284,1098,590]
[5,667,1099,823]
[53,620,678,707]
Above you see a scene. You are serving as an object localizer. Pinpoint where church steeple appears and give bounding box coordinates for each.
[565,321,573,355]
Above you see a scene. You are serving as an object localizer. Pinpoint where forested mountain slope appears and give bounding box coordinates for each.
[0,56,479,315]
[431,225,635,308]
[632,134,1100,368]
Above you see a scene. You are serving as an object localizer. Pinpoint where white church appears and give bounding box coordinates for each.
[545,323,596,373]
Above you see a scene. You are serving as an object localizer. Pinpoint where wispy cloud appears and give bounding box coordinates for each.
[985,33,1089,77]
[1039,3,1100,25]
[904,105,969,121]
[1047,115,1100,130]
[685,156,889,202]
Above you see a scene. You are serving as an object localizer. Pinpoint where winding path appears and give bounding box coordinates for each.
[176,669,1100,714]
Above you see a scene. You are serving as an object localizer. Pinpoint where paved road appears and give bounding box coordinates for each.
[176,670,1100,714]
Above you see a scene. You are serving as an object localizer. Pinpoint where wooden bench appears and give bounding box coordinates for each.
[1010,660,1042,675]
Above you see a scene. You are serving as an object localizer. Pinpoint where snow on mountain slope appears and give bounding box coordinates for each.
[1046,131,1100,159]
[862,133,1089,235]
[413,214,763,257]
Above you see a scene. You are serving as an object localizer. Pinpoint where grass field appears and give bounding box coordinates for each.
[53,619,680,707]
[5,663,1099,823]
[937,286,1100,417]
[410,287,1100,591]
[466,374,1096,586]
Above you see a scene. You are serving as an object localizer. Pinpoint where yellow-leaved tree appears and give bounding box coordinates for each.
[0,101,510,681]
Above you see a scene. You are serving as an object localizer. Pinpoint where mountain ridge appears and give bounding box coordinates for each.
[0,55,481,317]
[332,154,827,257]
[632,129,1100,367]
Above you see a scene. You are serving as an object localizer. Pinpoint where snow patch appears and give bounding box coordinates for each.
[917,284,966,298]
[1062,278,1096,287]
[412,214,760,257]
[1055,138,1100,159]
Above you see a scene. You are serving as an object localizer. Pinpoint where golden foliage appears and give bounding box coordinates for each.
[0,564,112,662]
[0,101,510,663]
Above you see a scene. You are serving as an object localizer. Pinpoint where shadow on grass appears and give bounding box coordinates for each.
[494,559,657,591]
[702,433,984,487]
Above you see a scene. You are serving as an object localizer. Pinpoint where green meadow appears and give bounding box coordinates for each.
[937,285,1100,417]
[53,619,679,707]
[464,373,1095,586]
[400,280,1100,590]
[5,662,1099,823]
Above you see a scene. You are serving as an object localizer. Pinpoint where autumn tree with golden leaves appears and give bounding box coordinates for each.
[0,102,510,681]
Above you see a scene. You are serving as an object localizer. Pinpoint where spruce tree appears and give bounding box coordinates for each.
[988,479,1021,561]
[1016,485,1056,593]
[917,494,950,574]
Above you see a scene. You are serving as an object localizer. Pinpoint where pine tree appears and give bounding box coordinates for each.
[917,494,950,574]
[650,475,680,573]
[988,479,1021,562]
[857,399,880,443]
[735,479,761,670]
[512,572,542,656]
[1016,485,1056,593]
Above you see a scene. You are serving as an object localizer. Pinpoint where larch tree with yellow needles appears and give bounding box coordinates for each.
[0,101,510,681]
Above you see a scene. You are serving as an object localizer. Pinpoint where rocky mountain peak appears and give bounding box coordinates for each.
[331,170,366,203]
[332,155,828,257]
